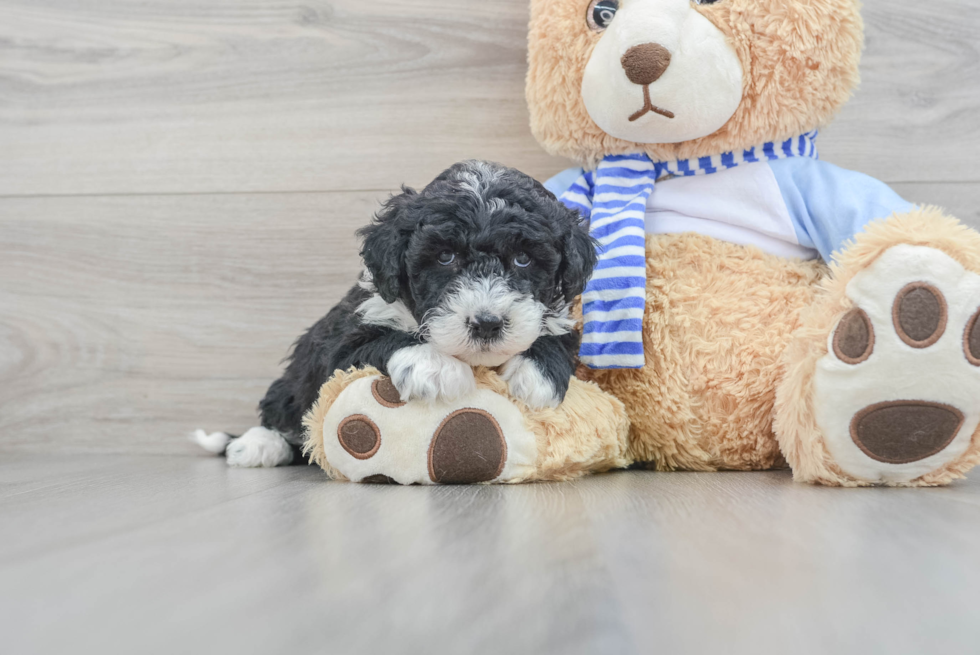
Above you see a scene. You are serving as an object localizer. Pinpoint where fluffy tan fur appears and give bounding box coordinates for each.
[527,0,864,166]
[775,209,980,487]
[303,366,631,483]
[577,233,827,471]
[303,367,375,481]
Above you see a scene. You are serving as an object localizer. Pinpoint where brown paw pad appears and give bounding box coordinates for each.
[833,308,874,364]
[851,401,964,464]
[338,415,381,460]
[893,282,947,348]
[428,409,507,484]
[371,377,406,408]
[361,474,400,485]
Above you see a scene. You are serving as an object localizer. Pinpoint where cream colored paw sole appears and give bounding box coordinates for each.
[814,245,980,484]
[320,375,538,485]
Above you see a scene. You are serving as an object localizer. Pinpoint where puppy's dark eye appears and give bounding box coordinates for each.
[693,0,722,5]
[437,250,456,266]
[587,0,619,32]
[513,253,531,268]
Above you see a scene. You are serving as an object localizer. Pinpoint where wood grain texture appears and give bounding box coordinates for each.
[0,0,565,195]
[820,0,980,182]
[1,0,980,196]
[0,192,376,452]
[2,454,980,655]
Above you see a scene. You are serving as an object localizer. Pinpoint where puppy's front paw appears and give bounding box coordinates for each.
[388,343,476,402]
[500,356,561,409]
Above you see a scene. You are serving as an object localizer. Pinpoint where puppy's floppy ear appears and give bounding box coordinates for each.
[529,177,558,202]
[559,211,598,303]
[358,186,417,303]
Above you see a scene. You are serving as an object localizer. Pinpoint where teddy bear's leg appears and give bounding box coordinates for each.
[302,366,630,484]
[576,232,827,472]
[775,209,980,486]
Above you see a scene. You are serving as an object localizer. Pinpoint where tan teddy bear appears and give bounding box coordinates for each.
[306,0,980,487]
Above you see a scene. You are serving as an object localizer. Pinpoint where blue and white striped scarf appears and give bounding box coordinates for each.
[561,131,819,369]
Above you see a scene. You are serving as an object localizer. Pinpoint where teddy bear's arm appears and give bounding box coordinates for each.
[768,158,915,263]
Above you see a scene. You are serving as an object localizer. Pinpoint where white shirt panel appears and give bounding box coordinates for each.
[645,161,819,260]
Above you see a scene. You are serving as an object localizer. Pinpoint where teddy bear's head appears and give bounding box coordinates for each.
[527,0,863,166]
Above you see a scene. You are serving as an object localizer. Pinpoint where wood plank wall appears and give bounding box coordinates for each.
[2,0,979,453]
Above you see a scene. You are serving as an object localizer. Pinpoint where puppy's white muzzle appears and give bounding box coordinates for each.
[424,275,545,367]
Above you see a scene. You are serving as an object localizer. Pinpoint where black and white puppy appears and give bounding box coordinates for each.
[193,160,596,467]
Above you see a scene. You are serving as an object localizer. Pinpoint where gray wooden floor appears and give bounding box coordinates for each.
[3,453,980,655]
[3,0,980,652]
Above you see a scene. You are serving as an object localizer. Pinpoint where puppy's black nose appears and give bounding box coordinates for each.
[470,314,503,340]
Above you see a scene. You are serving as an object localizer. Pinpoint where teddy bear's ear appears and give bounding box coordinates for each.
[358,187,418,304]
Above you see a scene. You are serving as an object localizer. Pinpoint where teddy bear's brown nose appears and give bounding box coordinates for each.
[621,43,672,86]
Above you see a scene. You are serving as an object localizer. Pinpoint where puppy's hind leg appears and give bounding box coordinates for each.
[190,377,305,468]
[190,427,296,467]
[243,375,311,467]
[225,427,296,468]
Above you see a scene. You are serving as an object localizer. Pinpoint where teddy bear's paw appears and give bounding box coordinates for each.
[318,375,539,484]
[814,244,980,484]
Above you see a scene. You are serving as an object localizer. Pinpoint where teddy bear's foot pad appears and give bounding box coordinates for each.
[816,245,980,484]
[320,375,537,485]
[850,401,963,464]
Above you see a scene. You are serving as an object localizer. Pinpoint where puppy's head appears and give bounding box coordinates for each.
[359,160,596,366]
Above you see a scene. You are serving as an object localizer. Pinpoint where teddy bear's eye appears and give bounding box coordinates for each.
[587,0,619,32]
[693,0,722,5]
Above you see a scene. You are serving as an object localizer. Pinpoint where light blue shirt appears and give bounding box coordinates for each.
[546,158,913,262]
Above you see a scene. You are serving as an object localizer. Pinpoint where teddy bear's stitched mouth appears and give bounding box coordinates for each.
[628,84,675,122]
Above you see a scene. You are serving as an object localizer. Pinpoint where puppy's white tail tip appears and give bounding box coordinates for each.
[190,429,232,454]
